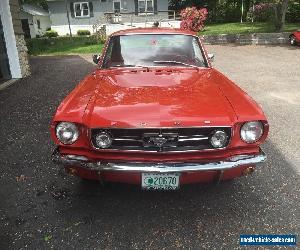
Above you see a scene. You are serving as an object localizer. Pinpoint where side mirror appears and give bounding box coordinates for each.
[208,53,215,62]
[93,54,100,64]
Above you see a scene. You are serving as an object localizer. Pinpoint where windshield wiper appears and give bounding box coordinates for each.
[110,64,147,69]
[110,64,136,67]
[153,60,199,70]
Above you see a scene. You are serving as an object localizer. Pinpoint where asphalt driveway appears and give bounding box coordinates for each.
[0,45,299,249]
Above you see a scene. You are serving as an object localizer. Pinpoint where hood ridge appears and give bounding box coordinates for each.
[82,69,237,128]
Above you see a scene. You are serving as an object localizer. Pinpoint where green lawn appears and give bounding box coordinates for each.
[27,36,104,56]
[201,22,300,35]
[34,44,104,56]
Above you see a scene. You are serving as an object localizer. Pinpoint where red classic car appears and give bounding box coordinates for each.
[289,30,300,45]
[51,28,269,190]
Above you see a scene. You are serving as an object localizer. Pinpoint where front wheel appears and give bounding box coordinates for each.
[290,35,297,46]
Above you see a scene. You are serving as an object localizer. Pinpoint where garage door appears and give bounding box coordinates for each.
[0,14,11,82]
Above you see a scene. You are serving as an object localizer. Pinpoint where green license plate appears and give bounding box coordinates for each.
[142,173,180,190]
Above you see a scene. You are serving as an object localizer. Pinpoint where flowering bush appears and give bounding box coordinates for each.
[252,3,274,22]
[180,7,208,32]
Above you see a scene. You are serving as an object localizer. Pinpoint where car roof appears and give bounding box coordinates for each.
[110,28,197,37]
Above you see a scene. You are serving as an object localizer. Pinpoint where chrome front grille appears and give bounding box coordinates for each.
[91,127,231,152]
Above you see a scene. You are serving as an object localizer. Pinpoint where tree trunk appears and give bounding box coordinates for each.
[274,0,289,32]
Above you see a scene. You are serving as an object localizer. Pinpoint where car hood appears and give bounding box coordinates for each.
[81,68,237,128]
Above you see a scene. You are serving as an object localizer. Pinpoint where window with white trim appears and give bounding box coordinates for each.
[74,2,90,18]
[138,0,154,13]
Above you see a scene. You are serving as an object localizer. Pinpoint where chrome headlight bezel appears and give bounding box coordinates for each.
[55,122,79,145]
[240,121,264,143]
[94,131,113,149]
[210,130,228,148]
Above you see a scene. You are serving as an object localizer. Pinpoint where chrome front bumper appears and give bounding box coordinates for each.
[52,148,266,173]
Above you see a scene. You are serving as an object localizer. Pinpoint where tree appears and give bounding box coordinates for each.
[169,0,254,24]
[272,0,289,31]
[169,0,291,32]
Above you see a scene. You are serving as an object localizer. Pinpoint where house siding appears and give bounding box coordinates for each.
[48,0,168,27]
[48,0,102,26]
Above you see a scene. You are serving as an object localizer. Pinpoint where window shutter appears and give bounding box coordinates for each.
[154,0,158,14]
[89,2,94,17]
[70,2,74,18]
[134,0,138,15]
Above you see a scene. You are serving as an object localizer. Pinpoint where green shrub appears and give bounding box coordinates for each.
[77,29,91,36]
[207,2,242,23]
[45,30,59,38]
[286,2,300,23]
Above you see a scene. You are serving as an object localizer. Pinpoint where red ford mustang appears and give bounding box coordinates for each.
[51,28,269,190]
[289,30,300,46]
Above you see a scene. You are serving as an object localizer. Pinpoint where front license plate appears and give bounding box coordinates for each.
[141,173,180,190]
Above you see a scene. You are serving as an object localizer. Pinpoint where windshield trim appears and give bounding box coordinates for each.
[100,33,209,69]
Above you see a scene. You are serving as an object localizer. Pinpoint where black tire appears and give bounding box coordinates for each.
[290,35,297,46]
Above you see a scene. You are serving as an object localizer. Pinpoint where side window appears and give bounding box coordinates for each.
[74,3,81,17]
[73,2,90,18]
[192,38,205,66]
[138,0,145,13]
[138,0,154,13]
[82,3,89,16]
[146,0,153,12]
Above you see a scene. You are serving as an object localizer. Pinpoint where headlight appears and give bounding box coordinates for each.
[240,121,263,143]
[210,130,228,148]
[56,122,79,145]
[95,132,113,149]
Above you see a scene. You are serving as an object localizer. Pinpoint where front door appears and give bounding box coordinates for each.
[21,19,31,38]
[0,14,11,82]
[113,0,121,13]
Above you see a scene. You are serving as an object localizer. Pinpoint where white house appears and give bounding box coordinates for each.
[46,0,179,36]
[20,4,51,38]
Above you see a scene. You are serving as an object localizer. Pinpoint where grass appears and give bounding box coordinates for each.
[201,22,300,35]
[33,44,104,56]
[27,36,104,56]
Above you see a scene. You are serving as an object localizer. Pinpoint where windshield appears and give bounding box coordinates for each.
[102,34,208,68]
